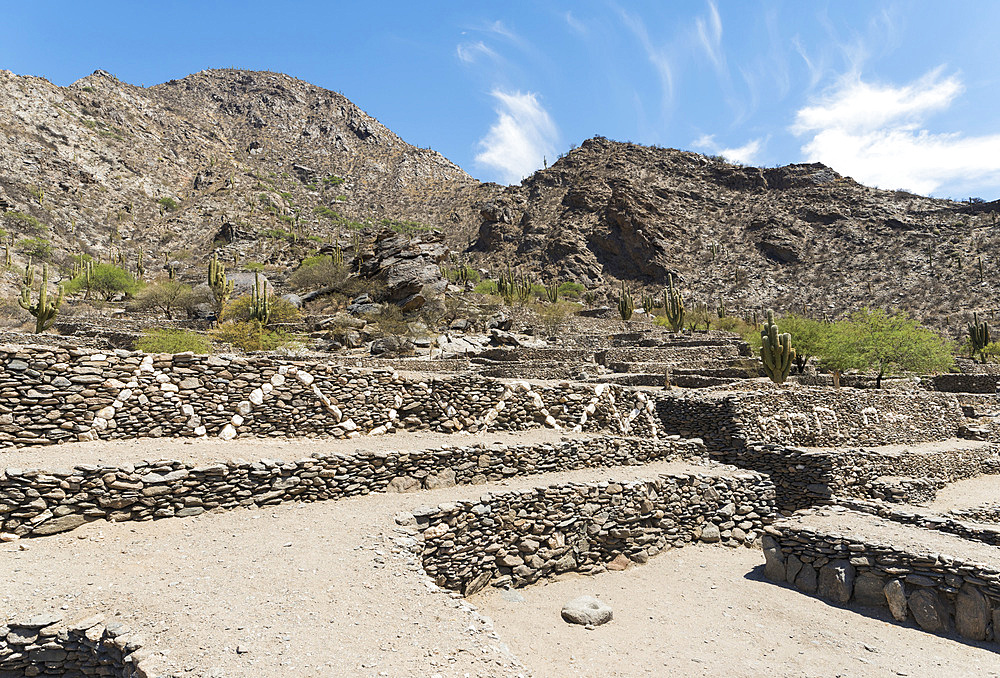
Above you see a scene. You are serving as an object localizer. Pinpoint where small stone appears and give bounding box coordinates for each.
[699,524,721,543]
[606,554,631,571]
[561,596,613,626]
[884,579,908,621]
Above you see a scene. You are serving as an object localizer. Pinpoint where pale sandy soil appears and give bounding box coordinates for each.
[930,473,1000,514]
[0,454,711,678]
[0,428,590,469]
[803,439,993,455]
[474,544,1000,678]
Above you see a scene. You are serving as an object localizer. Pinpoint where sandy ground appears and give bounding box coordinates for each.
[930,473,1000,514]
[0,456,712,678]
[475,544,1000,678]
[0,428,590,469]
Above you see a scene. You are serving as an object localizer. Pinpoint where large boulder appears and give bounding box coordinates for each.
[818,560,855,605]
[357,230,448,311]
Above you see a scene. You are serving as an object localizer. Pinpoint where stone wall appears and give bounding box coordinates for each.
[838,498,1000,548]
[931,373,1000,394]
[0,344,663,447]
[763,513,1000,645]
[0,612,153,677]
[0,436,704,538]
[413,468,776,594]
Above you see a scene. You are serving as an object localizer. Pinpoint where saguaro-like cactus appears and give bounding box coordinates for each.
[663,274,684,332]
[18,265,64,334]
[617,281,634,321]
[760,310,795,384]
[969,312,991,363]
[249,270,271,325]
[208,252,234,315]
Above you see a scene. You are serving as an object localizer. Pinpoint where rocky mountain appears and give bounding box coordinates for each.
[0,68,996,335]
[470,137,999,331]
[0,68,489,285]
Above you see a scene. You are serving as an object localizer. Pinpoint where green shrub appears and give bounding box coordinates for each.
[16,237,51,259]
[244,262,265,271]
[262,228,293,240]
[557,281,585,298]
[88,263,138,299]
[158,197,180,212]
[289,257,347,291]
[221,294,300,325]
[473,281,498,295]
[4,211,45,233]
[135,329,211,354]
[211,320,298,352]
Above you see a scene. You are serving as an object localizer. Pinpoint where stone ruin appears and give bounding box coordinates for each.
[2,327,1000,675]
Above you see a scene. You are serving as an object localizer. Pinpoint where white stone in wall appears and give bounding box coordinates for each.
[328,404,343,422]
[193,426,207,437]
[161,383,178,393]
[118,389,133,401]
[77,431,95,442]
[92,417,108,430]
[495,400,506,411]
[261,383,273,395]
[585,403,596,415]
[96,406,116,420]
[388,408,398,420]
[219,424,237,440]
[181,404,195,417]
[545,415,558,428]
[278,365,289,375]
[105,378,126,390]
[370,425,387,436]
[296,371,314,385]
[90,354,107,361]
[155,373,170,383]
[232,414,244,427]
[271,374,285,387]
[238,400,252,415]
[446,405,456,417]
[340,418,358,432]
[249,389,264,406]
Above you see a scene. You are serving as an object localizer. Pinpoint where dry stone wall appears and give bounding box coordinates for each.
[0,436,703,537]
[763,513,1000,644]
[0,612,152,677]
[0,344,663,448]
[413,468,776,594]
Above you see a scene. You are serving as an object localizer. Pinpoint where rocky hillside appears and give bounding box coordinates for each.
[470,137,999,332]
[0,68,490,286]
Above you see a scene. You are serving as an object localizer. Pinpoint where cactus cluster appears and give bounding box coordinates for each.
[545,283,559,303]
[3,237,11,267]
[330,244,345,268]
[208,252,234,315]
[18,265,64,334]
[969,312,991,363]
[760,310,795,384]
[641,294,656,314]
[617,281,634,321]
[496,267,531,303]
[663,274,684,332]
[249,270,271,325]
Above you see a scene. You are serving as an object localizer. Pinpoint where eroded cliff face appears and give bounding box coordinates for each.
[470,136,999,324]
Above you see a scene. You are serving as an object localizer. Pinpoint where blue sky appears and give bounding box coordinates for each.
[4,1,1000,198]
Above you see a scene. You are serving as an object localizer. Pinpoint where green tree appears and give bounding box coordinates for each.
[131,279,196,319]
[819,309,953,388]
[778,314,826,374]
[87,263,138,300]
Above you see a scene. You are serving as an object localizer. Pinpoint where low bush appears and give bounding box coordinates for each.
[211,320,299,352]
[221,294,300,325]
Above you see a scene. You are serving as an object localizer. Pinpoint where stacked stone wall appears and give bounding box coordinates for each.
[0,436,704,538]
[414,469,776,594]
[763,517,1000,644]
[0,612,151,677]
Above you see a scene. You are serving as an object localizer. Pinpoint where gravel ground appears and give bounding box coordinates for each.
[0,451,707,677]
[474,544,1000,678]
[929,473,1000,514]
[0,428,589,469]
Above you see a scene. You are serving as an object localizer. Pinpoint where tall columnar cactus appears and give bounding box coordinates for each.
[617,281,634,321]
[663,274,684,332]
[208,252,234,315]
[18,265,64,334]
[22,258,34,288]
[641,293,656,314]
[136,247,145,279]
[330,244,344,268]
[716,293,725,319]
[969,312,991,363]
[3,238,11,267]
[760,310,795,384]
[249,270,271,325]
[545,282,559,303]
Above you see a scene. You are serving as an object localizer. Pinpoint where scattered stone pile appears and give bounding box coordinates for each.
[0,435,704,537]
[412,468,776,594]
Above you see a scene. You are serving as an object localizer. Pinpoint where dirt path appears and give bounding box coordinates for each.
[475,544,1000,678]
[0,428,592,470]
[929,473,1000,514]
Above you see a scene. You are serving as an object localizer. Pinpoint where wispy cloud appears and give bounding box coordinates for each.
[695,1,724,71]
[475,90,558,184]
[792,68,1000,194]
[619,10,673,113]
[456,41,499,64]
[564,11,587,36]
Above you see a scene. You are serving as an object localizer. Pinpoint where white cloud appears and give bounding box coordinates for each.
[620,10,673,112]
[792,69,1000,195]
[691,134,763,164]
[695,1,724,71]
[720,139,762,164]
[475,90,558,184]
[564,11,587,36]
[456,41,499,64]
